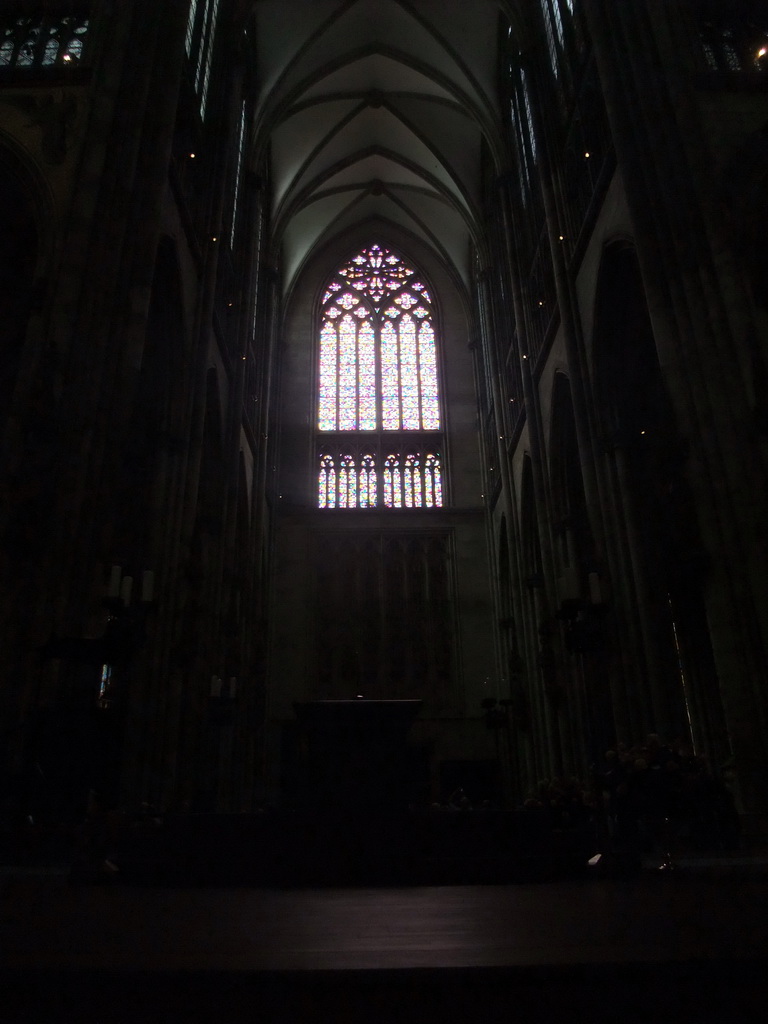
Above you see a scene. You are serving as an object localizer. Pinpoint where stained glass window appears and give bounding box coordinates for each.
[317,244,443,509]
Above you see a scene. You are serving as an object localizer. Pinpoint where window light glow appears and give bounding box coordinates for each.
[317,245,444,509]
[318,245,440,433]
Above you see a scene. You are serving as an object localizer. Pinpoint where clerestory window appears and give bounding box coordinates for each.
[185,0,221,119]
[0,13,89,69]
[317,244,444,509]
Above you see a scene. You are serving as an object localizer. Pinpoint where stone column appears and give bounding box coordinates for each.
[583,0,768,817]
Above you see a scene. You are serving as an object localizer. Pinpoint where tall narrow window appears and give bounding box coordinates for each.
[520,68,538,166]
[230,100,247,249]
[185,0,200,55]
[540,0,564,75]
[317,244,444,509]
[186,0,221,119]
[0,13,89,68]
[198,0,221,119]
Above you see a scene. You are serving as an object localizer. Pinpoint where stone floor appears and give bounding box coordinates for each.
[3,857,768,1022]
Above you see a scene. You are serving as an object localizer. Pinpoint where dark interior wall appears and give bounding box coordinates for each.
[0,150,38,431]
[592,242,727,759]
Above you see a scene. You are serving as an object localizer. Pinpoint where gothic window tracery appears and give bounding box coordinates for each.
[695,4,768,74]
[0,14,89,69]
[317,244,444,509]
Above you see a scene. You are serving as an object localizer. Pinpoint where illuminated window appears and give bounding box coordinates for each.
[0,14,89,69]
[540,0,565,74]
[230,100,247,248]
[185,0,200,55]
[520,68,538,165]
[186,0,221,119]
[698,20,768,75]
[98,664,113,707]
[317,244,443,509]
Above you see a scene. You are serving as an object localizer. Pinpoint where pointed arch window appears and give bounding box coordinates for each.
[317,244,444,509]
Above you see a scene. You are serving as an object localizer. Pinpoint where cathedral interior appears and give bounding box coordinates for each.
[3,1,768,1019]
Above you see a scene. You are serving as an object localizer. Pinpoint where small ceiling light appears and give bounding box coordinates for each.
[190,152,196,158]
[212,236,218,242]
[584,151,591,158]
[757,46,767,58]
[62,53,72,62]
[522,354,528,359]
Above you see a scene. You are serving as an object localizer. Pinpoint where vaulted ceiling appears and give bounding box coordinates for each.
[251,0,508,297]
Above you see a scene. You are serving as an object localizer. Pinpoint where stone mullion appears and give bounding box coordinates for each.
[216,65,256,811]
[112,14,196,812]
[612,443,682,738]
[124,14,234,806]
[585,0,768,815]
[564,5,691,749]
[489,187,545,789]
[538,56,652,761]
[233,190,270,810]
[58,3,180,620]
[578,2,708,752]
[194,107,267,811]
[523,51,610,776]
[56,0,187,671]
[249,258,279,777]
[251,238,278,554]
[149,299,222,808]
[6,5,189,776]
[495,176,562,785]
[87,5,205,810]
[0,1,142,748]
[474,239,523,799]
[648,0,758,397]
[646,0,767,794]
[645,2,768,709]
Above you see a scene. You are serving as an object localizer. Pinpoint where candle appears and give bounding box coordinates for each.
[120,575,133,606]
[108,565,121,598]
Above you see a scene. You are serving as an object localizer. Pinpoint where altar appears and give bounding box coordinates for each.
[290,699,424,810]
